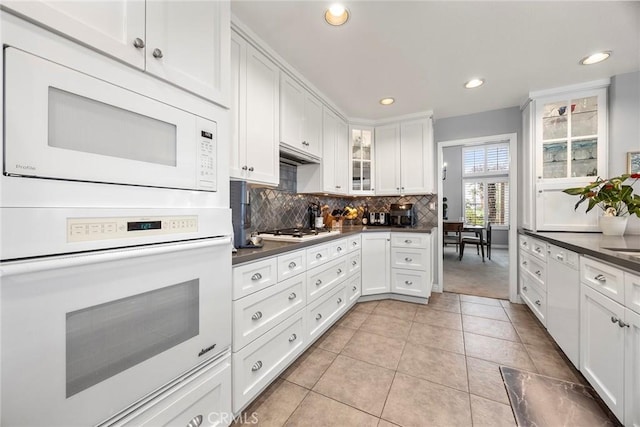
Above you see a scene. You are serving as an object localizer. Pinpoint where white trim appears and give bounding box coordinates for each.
[528,78,610,99]
[436,133,519,303]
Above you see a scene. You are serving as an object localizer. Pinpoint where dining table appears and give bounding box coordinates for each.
[443,221,485,258]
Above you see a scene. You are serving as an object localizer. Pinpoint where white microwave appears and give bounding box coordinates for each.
[4,47,219,193]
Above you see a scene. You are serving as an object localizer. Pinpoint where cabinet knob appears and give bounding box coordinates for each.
[152,48,163,59]
[405,280,413,285]
[523,286,528,291]
[288,261,297,269]
[405,239,412,244]
[337,298,343,304]
[251,273,262,281]
[352,241,357,246]
[337,247,343,252]
[133,37,145,49]
[352,260,357,266]
[251,361,263,372]
[186,415,203,427]
[288,292,297,300]
[251,311,263,321]
[522,261,528,266]
[316,313,322,320]
[289,333,298,342]
[397,187,400,190]
[248,166,254,172]
[405,257,413,262]
[401,187,405,190]
[534,300,541,306]
[337,269,342,274]
[618,320,630,328]
[242,165,248,170]
[352,285,357,291]
[556,254,564,261]
[611,316,619,324]
[316,279,322,286]
[594,274,606,283]
[535,270,541,276]
[316,253,322,259]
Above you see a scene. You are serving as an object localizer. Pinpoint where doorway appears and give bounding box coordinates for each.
[436,133,518,302]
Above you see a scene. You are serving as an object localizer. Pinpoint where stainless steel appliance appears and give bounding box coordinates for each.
[368,212,388,226]
[231,181,262,249]
[389,203,417,227]
[258,227,334,243]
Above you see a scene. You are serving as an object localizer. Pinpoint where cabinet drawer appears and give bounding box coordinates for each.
[233,275,306,351]
[277,250,306,282]
[391,269,428,298]
[119,355,231,427]
[306,243,331,269]
[348,252,361,276]
[625,272,640,315]
[391,247,428,271]
[520,252,546,289]
[306,283,347,342]
[520,274,546,326]
[548,244,579,269]
[347,235,361,253]
[232,311,305,413]
[529,237,548,262]
[307,257,348,303]
[329,238,348,259]
[346,274,361,306]
[518,234,530,252]
[233,258,278,300]
[391,233,429,249]
[580,256,625,305]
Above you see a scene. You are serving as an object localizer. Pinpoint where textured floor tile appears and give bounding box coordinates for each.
[338,310,370,329]
[500,300,528,310]
[285,391,379,427]
[461,302,509,321]
[427,295,461,313]
[377,420,400,427]
[470,394,516,427]
[313,355,394,416]
[342,330,406,370]
[397,343,468,392]
[466,357,510,405]
[281,347,337,389]
[372,299,418,321]
[408,322,465,354]
[235,379,308,426]
[381,372,472,427]
[462,315,520,342]
[413,306,463,330]
[504,307,538,325]
[513,321,557,349]
[464,332,536,371]
[360,314,412,340]
[315,325,356,353]
[354,300,380,313]
[525,344,581,383]
[460,294,503,306]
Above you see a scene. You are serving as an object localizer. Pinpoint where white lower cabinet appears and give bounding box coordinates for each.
[361,232,391,295]
[391,269,428,297]
[346,274,362,305]
[520,273,547,325]
[306,283,348,341]
[306,257,348,303]
[625,307,640,427]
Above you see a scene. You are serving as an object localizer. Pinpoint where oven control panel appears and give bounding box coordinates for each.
[198,123,217,190]
[67,215,198,242]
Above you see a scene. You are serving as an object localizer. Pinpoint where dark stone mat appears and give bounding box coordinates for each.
[500,366,622,427]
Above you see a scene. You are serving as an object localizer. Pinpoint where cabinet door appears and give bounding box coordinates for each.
[146,0,230,105]
[229,32,245,179]
[349,126,375,195]
[580,284,625,420]
[334,119,350,194]
[244,43,280,185]
[400,119,433,194]
[322,109,338,192]
[374,124,401,195]
[625,307,640,427]
[521,101,535,230]
[361,233,390,295]
[280,74,304,150]
[2,0,145,68]
[303,94,323,158]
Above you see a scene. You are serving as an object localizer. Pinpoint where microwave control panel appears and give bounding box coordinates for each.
[67,215,198,243]
[198,122,217,190]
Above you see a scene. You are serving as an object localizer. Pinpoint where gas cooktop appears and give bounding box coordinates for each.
[257,227,334,242]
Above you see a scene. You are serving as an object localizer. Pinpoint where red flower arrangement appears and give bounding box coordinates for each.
[563,173,640,217]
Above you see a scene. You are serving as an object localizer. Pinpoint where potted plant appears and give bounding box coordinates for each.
[563,173,640,235]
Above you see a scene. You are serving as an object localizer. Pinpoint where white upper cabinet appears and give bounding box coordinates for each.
[349,126,375,195]
[375,117,433,196]
[230,31,279,186]
[521,80,609,231]
[280,73,322,160]
[3,0,230,106]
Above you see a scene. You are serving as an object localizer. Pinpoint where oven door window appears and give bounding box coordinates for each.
[65,279,199,397]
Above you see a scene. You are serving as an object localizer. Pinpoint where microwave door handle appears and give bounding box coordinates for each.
[0,236,232,277]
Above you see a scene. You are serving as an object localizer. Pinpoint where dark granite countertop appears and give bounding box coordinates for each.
[521,230,640,272]
[232,225,436,265]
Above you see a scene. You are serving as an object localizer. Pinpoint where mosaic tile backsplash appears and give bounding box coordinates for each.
[247,164,438,232]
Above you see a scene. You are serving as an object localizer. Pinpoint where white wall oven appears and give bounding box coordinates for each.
[0,236,232,426]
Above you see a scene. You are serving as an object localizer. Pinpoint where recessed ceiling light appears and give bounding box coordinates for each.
[464,78,484,89]
[379,97,395,105]
[580,51,612,65]
[325,4,349,26]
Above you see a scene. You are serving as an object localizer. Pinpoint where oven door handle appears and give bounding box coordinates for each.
[0,236,232,277]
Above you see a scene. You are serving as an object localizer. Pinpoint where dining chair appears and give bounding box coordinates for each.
[460,226,485,262]
[443,222,464,260]
[485,222,492,260]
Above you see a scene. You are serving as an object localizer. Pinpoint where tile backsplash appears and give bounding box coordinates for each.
[248,164,438,232]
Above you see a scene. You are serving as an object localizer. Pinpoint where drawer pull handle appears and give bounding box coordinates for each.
[522,261,528,266]
[337,269,343,274]
[251,361,263,372]
[337,298,343,304]
[352,285,357,291]
[535,247,541,253]
[523,286,528,291]
[251,273,262,281]
[594,274,606,282]
[556,254,564,261]
[405,239,412,243]
[288,292,297,300]
[289,333,298,342]
[251,311,263,321]
[316,279,322,286]
[352,241,357,246]
[534,300,541,306]
[611,316,619,324]
[405,257,413,262]
[316,313,322,320]
[337,247,343,252]
[405,280,413,285]
[288,261,297,269]
[316,253,323,259]
[352,261,357,266]
[535,270,541,276]
[186,415,203,427]
[618,320,630,328]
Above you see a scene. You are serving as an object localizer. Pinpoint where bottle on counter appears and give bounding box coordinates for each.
[362,204,369,225]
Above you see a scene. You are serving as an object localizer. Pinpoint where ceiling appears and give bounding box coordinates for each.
[231,1,640,120]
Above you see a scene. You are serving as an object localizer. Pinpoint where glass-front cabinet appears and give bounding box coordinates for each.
[350,125,375,194]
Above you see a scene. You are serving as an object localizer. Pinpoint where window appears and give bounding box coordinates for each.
[462,143,509,226]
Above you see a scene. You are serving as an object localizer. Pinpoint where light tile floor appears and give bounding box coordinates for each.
[234,292,586,427]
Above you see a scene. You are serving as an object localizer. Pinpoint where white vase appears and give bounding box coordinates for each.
[599,216,628,236]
